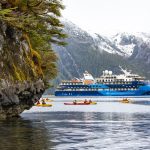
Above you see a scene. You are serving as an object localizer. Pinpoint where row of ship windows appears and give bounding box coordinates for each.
[97,82,133,84]
[97,79,134,82]
[62,86,137,89]
[61,82,137,85]
[60,88,137,91]
[109,88,137,90]
[61,83,82,85]
[61,82,135,85]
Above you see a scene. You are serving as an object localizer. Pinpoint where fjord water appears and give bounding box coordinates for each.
[0,98,150,150]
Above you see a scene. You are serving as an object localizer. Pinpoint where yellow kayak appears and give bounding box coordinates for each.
[35,104,52,107]
[41,98,53,102]
[90,102,97,105]
[119,99,131,103]
[45,99,53,102]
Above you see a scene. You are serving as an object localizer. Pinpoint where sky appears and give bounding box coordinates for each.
[62,0,150,35]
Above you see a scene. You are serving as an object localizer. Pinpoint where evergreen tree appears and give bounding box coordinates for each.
[0,0,67,85]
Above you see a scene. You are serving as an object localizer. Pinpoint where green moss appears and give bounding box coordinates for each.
[12,64,26,81]
[31,49,41,63]
[22,33,44,78]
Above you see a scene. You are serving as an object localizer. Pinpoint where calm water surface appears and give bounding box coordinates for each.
[0,99,150,150]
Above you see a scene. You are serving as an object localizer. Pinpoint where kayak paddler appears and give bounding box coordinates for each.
[73,100,77,104]
[42,99,46,105]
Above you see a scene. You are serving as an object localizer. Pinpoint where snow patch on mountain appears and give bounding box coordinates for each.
[110,33,136,57]
[133,32,150,42]
[62,19,150,58]
[117,44,135,57]
[87,30,98,39]
[97,39,120,55]
[87,31,137,57]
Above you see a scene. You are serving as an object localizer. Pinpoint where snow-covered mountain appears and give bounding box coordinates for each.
[111,32,150,58]
[52,20,150,84]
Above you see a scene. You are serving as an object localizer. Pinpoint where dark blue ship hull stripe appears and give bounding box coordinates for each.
[55,82,150,96]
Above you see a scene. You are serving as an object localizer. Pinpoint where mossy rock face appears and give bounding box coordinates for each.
[0,21,45,118]
[0,21,44,81]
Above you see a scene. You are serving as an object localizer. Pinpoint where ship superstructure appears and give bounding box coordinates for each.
[55,70,150,96]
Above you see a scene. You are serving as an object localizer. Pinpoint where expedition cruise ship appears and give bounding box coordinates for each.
[55,69,150,96]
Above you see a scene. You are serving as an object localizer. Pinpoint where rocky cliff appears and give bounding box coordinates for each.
[0,21,45,118]
[0,0,65,118]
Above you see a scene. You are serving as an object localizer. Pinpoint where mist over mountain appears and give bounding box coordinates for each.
[48,20,150,93]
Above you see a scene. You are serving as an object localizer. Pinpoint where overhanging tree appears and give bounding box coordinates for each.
[0,0,67,84]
